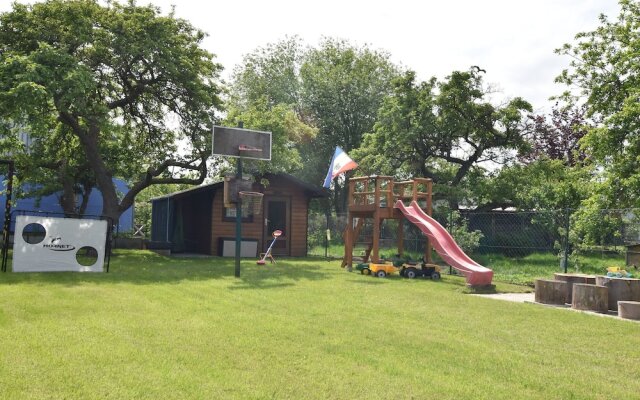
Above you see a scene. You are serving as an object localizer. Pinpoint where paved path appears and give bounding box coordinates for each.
[472,292,534,302]
[473,292,640,322]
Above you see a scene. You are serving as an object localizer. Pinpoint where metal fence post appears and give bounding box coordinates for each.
[563,208,570,273]
[448,209,453,275]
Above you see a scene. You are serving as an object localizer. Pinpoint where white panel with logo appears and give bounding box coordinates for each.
[13,215,108,272]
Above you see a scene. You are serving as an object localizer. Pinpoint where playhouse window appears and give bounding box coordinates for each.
[223,204,254,222]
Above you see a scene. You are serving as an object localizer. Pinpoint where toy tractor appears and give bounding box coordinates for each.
[399,262,442,280]
[355,263,371,275]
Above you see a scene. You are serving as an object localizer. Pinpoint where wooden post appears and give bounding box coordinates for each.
[398,219,404,258]
[342,179,355,269]
[425,179,432,263]
[345,213,354,269]
[387,179,394,209]
[371,177,381,263]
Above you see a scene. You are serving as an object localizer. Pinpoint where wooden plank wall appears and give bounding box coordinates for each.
[210,177,310,257]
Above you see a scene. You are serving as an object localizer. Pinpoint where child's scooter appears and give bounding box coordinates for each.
[257,230,282,265]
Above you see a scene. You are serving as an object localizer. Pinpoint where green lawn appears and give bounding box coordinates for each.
[474,252,627,286]
[310,244,628,286]
[0,250,638,399]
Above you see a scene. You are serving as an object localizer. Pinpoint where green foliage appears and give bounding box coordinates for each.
[230,36,303,109]
[230,37,399,212]
[0,0,223,219]
[474,251,625,285]
[447,210,484,254]
[353,69,532,208]
[224,100,317,175]
[556,0,640,208]
[299,39,399,211]
[478,159,592,211]
[569,196,624,248]
[300,38,398,154]
[133,183,192,237]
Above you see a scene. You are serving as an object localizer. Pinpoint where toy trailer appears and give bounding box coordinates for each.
[356,262,398,277]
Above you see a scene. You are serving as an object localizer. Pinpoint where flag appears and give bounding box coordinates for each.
[323,146,358,188]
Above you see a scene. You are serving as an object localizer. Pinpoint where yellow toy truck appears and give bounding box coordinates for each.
[356,262,398,277]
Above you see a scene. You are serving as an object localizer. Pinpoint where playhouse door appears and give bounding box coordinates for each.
[263,196,290,256]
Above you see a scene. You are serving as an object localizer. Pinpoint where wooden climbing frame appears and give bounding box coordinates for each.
[342,176,432,268]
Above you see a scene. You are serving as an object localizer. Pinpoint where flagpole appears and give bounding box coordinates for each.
[323,146,358,262]
[325,202,329,259]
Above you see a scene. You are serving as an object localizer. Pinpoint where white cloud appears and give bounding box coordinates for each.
[0,0,620,109]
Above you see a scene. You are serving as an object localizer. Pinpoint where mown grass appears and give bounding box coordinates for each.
[0,250,638,399]
[475,252,627,286]
[309,244,628,286]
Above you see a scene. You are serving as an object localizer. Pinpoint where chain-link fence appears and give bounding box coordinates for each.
[308,211,434,259]
[308,207,640,270]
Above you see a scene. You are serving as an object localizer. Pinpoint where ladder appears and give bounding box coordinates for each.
[341,218,368,268]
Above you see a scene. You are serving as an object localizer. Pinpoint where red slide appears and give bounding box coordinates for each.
[395,200,493,286]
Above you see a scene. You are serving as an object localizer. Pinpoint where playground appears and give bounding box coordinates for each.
[2,148,640,398]
[0,251,638,399]
[2,131,639,398]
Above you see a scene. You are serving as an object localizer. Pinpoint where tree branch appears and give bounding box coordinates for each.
[118,155,208,213]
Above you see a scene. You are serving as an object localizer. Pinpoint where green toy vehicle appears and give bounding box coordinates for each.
[399,263,442,280]
[355,263,371,275]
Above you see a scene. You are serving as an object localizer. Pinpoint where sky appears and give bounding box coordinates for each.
[0,0,621,112]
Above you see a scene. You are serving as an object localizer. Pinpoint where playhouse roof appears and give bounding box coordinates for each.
[150,173,328,202]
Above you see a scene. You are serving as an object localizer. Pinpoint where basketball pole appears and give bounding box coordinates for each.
[234,122,243,278]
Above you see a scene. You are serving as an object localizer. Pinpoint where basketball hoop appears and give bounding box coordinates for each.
[239,191,263,215]
[238,144,262,153]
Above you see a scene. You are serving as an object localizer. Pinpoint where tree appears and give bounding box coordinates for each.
[300,38,399,212]
[520,103,591,167]
[229,37,399,213]
[0,0,223,221]
[225,37,316,178]
[475,159,592,211]
[6,123,97,217]
[229,36,303,110]
[354,69,532,208]
[556,0,640,207]
[224,100,317,175]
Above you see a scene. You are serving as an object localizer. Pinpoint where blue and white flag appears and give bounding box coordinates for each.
[323,146,358,188]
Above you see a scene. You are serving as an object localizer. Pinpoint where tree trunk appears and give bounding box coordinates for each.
[595,276,640,311]
[535,279,568,305]
[76,125,121,223]
[59,177,78,217]
[78,184,93,216]
[571,283,608,313]
[553,273,596,304]
[617,301,640,320]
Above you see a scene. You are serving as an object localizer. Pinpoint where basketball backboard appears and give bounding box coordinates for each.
[212,126,272,161]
